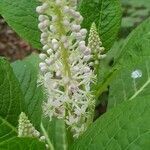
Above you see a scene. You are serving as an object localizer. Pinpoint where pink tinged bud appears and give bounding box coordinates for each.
[84,48,91,55]
[56,71,61,77]
[63,77,70,84]
[63,6,70,13]
[45,58,54,65]
[79,41,86,51]
[56,0,62,6]
[63,42,69,49]
[61,36,67,43]
[43,45,50,51]
[52,39,58,44]
[52,15,57,22]
[80,29,87,36]
[40,38,47,45]
[63,20,70,27]
[83,55,91,61]
[42,3,49,10]
[53,43,59,50]
[69,84,78,93]
[55,52,60,59]
[38,15,48,22]
[50,25,57,33]
[38,21,49,31]
[40,66,47,72]
[75,32,83,40]
[73,66,80,72]
[71,24,81,32]
[36,6,44,14]
[39,62,46,68]
[41,32,48,39]
[84,67,90,73]
[74,12,81,18]
[39,54,47,60]
[53,82,58,89]
[47,49,53,55]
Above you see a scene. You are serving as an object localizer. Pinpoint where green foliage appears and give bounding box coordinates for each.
[0,137,46,150]
[0,0,41,49]
[41,117,69,150]
[71,97,150,149]
[78,0,122,50]
[11,54,43,129]
[0,58,23,126]
[0,58,20,143]
[121,0,150,38]
[108,18,150,109]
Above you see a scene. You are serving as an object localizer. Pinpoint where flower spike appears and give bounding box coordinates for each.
[37,0,96,137]
[88,22,106,68]
[18,112,40,138]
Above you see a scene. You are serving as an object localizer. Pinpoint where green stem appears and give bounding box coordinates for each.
[54,6,71,78]
[41,123,55,150]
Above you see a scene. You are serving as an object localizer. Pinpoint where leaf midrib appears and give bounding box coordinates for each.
[0,116,17,133]
[129,77,150,101]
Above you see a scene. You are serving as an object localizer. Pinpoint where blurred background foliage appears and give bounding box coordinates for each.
[121,0,150,38]
[110,0,150,59]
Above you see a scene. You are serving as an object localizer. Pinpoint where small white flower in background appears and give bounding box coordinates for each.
[37,0,96,138]
[88,22,106,68]
[131,70,142,79]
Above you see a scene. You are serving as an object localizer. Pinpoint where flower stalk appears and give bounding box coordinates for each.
[37,0,96,138]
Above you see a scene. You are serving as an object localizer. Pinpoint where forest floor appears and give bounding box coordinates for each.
[0,16,35,61]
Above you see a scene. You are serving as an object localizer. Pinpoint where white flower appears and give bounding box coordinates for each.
[131,70,142,79]
[37,0,95,138]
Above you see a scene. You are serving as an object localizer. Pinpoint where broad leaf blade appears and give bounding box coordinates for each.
[0,58,23,142]
[79,0,122,50]
[71,97,150,149]
[0,116,17,143]
[41,117,69,150]
[0,0,41,49]
[0,137,46,150]
[11,54,43,129]
[108,18,150,109]
[0,58,22,126]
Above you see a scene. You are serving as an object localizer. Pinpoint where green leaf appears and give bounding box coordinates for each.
[11,54,43,129]
[41,117,69,150]
[0,58,23,142]
[78,0,122,50]
[108,18,150,109]
[0,0,41,49]
[71,97,150,149]
[0,137,46,150]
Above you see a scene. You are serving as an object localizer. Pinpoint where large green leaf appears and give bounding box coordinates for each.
[71,97,150,149]
[78,0,122,50]
[0,58,23,142]
[108,18,150,109]
[11,54,43,129]
[0,137,46,150]
[0,0,41,49]
[41,117,69,150]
